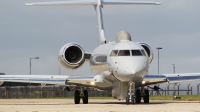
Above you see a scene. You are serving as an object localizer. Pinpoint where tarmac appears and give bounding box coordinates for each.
[0,99,200,112]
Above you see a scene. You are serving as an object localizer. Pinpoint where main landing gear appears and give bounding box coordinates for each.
[135,87,149,104]
[74,88,88,104]
[135,89,141,103]
[143,89,149,103]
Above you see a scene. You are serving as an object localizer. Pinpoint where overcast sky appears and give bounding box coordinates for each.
[0,0,200,75]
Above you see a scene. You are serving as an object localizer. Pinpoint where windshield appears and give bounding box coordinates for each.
[110,49,146,56]
[118,50,130,56]
[110,50,118,56]
[131,50,143,56]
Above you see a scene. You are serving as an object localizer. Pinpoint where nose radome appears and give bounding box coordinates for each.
[119,60,146,75]
[117,64,138,76]
[126,69,136,75]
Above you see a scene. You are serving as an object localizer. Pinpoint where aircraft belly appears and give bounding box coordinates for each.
[94,74,112,89]
[112,82,128,100]
[113,70,145,82]
[95,82,112,90]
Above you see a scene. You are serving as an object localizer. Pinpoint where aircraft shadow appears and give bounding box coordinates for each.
[89,101,167,105]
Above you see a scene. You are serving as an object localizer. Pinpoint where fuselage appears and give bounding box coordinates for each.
[90,40,150,82]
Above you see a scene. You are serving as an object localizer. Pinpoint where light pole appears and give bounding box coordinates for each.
[172,64,175,74]
[30,57,39,75]
[59,65,61,75]
[156,47,162,74]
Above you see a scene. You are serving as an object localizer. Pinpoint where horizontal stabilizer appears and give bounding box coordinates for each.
[25,1,96,6]
[103,1,160,5]
[25,0,160,6]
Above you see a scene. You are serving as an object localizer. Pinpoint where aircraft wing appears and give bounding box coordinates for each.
[1,73,199,87]
[164,73,200,84]
[143,74,167,85]
[143,73,200,85]
[0,75,95,87]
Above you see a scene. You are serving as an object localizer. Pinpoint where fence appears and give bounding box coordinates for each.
[0,82,200,99]
[0,86,112,99]
[150,82,200,96]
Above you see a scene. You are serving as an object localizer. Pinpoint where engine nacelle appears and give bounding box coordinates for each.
[137,42,154,63]
[58,43,85,70]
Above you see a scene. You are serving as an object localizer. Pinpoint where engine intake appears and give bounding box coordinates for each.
[58,43,85,70]
[65,46,83,63]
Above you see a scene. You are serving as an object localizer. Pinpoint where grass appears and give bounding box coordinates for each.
[150,95,200,101]
[88,95,200,101]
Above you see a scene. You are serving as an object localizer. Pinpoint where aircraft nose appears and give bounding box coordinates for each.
[116,57,147,76]
[117,63,137,75]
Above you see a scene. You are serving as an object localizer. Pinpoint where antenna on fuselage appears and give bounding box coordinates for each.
[25,0,160,45]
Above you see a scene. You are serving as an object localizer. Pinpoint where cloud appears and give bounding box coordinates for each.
[0,0,200,76]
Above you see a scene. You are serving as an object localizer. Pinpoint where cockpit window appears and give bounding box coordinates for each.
[141,50,147,56]
[131,50,143,56]
[110,50,118,56]
[118,50,130,56]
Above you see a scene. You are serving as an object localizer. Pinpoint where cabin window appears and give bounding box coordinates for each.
[118,50,130,56]
[110,50,118,56]
[95,56,107,62]
[131,50,143,56]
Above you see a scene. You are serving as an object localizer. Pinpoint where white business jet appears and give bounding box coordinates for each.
[0,0,200,105]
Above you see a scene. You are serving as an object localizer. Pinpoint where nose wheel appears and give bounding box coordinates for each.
[125,81,149,104]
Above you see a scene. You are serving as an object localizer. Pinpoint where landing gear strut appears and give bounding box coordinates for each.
[74,88,88,104]
[126,81,135,105]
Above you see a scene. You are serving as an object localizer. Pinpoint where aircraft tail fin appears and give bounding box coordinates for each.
[25,0,160,45]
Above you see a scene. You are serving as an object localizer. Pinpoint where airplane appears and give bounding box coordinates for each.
[0,0,200,105]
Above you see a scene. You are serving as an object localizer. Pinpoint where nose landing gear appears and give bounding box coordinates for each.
[126,81,149,104]
[126,81,135,105]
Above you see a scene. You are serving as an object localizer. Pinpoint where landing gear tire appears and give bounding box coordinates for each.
[82,90,88,104]
[126,97,129,105]
[74,90,80,104]
[131,96,135,104]
[135,89,141,103]
[126,96,134,105]
[143,89,149,103]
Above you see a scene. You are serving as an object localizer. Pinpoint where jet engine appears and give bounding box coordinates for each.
[137,42,154,63]
[58,43,85,70]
